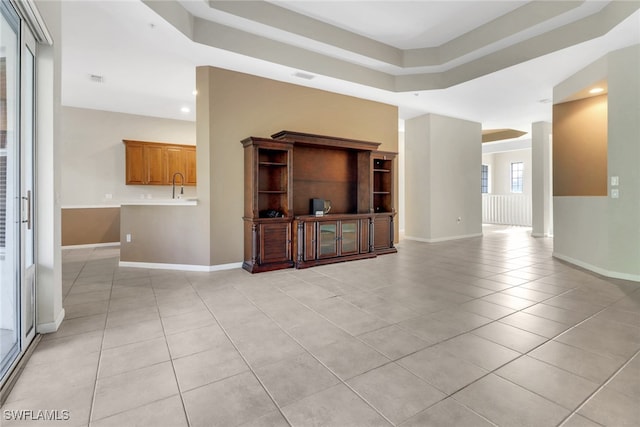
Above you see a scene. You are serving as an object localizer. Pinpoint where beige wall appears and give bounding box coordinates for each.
[553,95,608,197]
[60,107,197,249]
[61,106,196,206]
[120,205,209,265]
[120,69,213,267]
[120,67,398,267]
[62,208,120,246]
[206,67,398,265]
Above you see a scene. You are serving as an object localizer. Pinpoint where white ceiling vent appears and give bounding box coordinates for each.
[293,71,315,80]
[89,74,105,83]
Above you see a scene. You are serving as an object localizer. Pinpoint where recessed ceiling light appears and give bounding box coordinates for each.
[589,87,604,94]
[538,98,552,104]
[89,74,104,83]
[180,107,190,113]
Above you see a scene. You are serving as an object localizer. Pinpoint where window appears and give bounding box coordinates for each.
[511,162,524,193]
[481,164,489,194]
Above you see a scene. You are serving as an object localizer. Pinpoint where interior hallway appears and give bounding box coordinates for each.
[2,225,639,426]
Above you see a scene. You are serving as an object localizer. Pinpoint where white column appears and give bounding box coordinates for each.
[405,113,482,242]
[531,121,552,237]
[35,0,64,332]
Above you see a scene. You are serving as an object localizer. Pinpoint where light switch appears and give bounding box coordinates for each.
[611,176,619,186]
[611,189,620,199]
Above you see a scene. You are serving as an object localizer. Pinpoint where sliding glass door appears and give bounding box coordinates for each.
[0,1,21,381]
[0,0,37,385]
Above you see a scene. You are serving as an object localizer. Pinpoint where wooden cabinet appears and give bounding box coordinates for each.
[241,137,294,273]
[371,152,397,255]
[373,213,396,254]
[164,146,184,184]
[184,148,197,185]
[260,221,292,264]
[241,131,396,273]
[316,220,361,259]
[146,145,165,185]
[293,214,376,269]
[123,140,197,186]
[242,219,293,273]
[372,152,395,213]
[125,143,145,185]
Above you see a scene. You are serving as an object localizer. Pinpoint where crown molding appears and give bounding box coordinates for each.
[143,0,640,92]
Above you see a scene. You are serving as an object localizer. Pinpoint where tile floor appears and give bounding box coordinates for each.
[2,225,639,426]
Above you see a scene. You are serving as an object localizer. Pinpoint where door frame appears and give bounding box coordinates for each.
[20,21,37,348]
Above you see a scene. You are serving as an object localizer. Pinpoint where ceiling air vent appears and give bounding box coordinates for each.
[89,74,105,83]
[293,71,315,80]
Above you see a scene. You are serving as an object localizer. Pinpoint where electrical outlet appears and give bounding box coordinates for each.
[126,233,132,242]
[611,189,620,199]
[105,193,112,200]
[611,176,619,186]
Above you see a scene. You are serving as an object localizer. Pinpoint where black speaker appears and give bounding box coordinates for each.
[310,198,324,215]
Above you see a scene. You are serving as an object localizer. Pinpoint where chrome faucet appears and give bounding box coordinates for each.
[172,172,185,199]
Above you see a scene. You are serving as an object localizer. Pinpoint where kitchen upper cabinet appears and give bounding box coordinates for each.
[125,143,145,184]
[146,145,165,185]
[123,140,197,186]
[184,148,197,185]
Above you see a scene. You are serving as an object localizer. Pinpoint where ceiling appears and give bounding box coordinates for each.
[60,0,640,139]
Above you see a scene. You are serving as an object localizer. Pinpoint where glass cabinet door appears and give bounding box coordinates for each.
[340,221,358,255]
[318,222,338,258]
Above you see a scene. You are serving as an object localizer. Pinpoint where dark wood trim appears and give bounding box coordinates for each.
[294,252,377,269]
[272,130,382,151]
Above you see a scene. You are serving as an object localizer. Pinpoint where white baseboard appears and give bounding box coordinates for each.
[36,308,65,334]
[553,252,640,282]
[531,232,553,238]
[62,242,120,250]
[118,261,243,272]
[404,233,483,243]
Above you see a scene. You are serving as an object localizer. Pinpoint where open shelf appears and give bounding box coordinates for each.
[256,148,290,216]
[372,156,393,213]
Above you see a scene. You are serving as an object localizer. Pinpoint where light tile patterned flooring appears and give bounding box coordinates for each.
[2,225,640,426]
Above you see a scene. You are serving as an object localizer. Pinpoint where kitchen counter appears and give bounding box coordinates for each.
[120,198,198,206]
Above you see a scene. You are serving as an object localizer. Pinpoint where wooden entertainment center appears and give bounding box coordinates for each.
[241,131,397,273]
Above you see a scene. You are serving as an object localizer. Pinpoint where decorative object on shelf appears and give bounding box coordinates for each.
[260,209,284,218]
[310,198,325,216]
[323,200,332,214]
[241,131,397,273]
